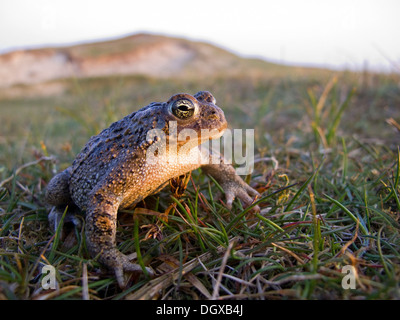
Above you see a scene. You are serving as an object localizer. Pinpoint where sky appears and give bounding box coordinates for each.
[1,0,399,72]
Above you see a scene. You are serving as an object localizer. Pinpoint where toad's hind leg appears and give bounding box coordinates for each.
[45,168,80,231]
[86,192,153,289]
[46,168,73,206]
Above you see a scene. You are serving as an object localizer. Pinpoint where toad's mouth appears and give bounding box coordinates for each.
[198,125,227,144]
[174,127,227,148]
[210,127,226,140]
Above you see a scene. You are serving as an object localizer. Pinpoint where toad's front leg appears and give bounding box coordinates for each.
[85,192,152,289]
[201,160,260,212]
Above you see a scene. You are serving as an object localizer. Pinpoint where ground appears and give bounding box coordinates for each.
[0,69,399,300]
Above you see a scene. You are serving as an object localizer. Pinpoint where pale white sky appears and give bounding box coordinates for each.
[1,0,399,72]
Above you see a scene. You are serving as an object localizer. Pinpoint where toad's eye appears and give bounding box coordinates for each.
[170,99,196,120]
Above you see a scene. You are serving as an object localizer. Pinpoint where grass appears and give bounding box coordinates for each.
[0,69,399,300]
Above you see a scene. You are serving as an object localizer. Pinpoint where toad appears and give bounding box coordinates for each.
[46,91,259,288]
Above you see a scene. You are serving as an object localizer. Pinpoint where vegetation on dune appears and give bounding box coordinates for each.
[0,68,399,299]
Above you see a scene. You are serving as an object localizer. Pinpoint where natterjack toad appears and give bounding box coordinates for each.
[46,91,259,288]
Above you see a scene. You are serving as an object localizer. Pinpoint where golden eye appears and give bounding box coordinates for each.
[170,99,195,120]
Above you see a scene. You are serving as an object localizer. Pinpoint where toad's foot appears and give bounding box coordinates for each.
[102,248,154,289]
[201,162,260,212]
[48,205,82,238]
[219,178,260,211]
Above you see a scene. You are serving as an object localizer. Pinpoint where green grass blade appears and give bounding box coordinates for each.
[255,213,285,233]
[324,194,369,235]
[326,87,356,145]
[284,159,325,212]
[133,216,149,277]
[377,227,392,279]
[48,206,68,263]
[341,137,348,185]
[383,147,400,203]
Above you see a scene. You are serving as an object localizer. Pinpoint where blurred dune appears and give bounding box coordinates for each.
[0,33,294,90]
